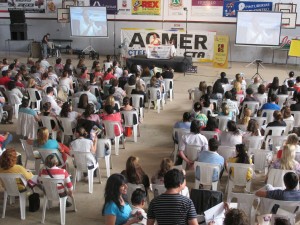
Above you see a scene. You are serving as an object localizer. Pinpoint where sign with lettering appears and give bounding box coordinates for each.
[131,0,161,15]
[223,1,273,17]
[90,0,117,14]
[121,29,216,62]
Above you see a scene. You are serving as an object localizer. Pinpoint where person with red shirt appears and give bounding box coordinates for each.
[0,70,11,87]
[102,68,115,81]
[101,104,123,136]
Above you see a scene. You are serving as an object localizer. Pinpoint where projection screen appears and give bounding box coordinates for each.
[70,7,108,37]
[235,11,282,46]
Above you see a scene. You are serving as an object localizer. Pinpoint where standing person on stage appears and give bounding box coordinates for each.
[150,33,161,45]
[42,33,50,59]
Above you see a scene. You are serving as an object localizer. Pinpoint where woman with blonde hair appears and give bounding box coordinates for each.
[277,133,300,161]
[219,102,232,118]
[233,80,243,95]
[121,156,150,194]
[270,144,300,177]
[27,78,45,91]
[239,108,251,126]
[151,158,174,184]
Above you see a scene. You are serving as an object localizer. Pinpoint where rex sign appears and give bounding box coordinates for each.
[132,0,161,15]
[121,29,216,62]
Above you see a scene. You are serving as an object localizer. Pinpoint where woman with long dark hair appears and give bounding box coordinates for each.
[220,120,242,146]
[151,158,174,184]
[102,173,141,225]
[121,156,150,194]
[227,143,253,180]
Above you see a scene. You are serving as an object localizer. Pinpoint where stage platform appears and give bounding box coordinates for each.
[126,55,192,73]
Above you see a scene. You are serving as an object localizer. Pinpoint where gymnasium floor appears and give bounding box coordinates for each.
[0,52,299,224]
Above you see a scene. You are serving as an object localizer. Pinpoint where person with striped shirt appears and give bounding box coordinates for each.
[147,169,198,225]
[38,154,73,202]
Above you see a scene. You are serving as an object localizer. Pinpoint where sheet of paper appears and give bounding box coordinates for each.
[204,202,225,225]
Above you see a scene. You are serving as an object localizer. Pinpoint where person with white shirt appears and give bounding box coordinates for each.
[220,120,243,146]
[6,80,23,100]
[42,86,61,115]
[113,61,123,79]
[40,57,50,70]
[179,120,208,168]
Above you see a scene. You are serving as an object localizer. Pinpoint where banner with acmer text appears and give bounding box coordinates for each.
[213,35,229,68]
[121,29,216,62]
[131,0,161,15]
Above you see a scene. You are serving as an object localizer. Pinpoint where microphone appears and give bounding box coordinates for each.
[183,7,188,11]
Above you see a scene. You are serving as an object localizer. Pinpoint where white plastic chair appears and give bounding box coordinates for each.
[40,177,77,225]
[228,192,260,225]
[0,105,8,122]
[131,94,144,118]
[37,149,66,169]
[17,112,38,139]
[182,145,201,169]
[5,91,22,118]
[96,138,112,178]
[194,162,220,190]
[0,173,27,220]
[237,124,247,132]
[291,111,300,127]
[127,183,147,204]
[250,116,267,127]
[26,88,42,111]
[265,135,288,151]
[241,101,260,117]
[172,128,190,163]
[150,184,166,198]
[254,94,268,107]
[104,62,112,71]
[262,109,275,124]
[90,86,100,98]
[216,115,231,131]
[125,85,135,98]
[164,79,174,101]
[222,84,233,92]
[102,120,124,155]
[243,136,264,149]
[20,139,41,174]
[201,107,212,117]
[121,110,139,143]
[200,130,220,141]
[226,163,254,202]
[284,119,294,135]
[264,126,286,137]
[40,115,57,140]
[210,99,219,111]
[277,95,289,108]
[236,94,245,103]
[267,168,295,188]
[147,87,163,113]
[252,149,273,174]
[72,151,101,194]
[218,146,236,162]
[57,117,74,144]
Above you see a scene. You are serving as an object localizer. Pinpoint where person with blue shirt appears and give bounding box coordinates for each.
[195,138,224,182]
[103,173,142,225]
[256,172,300,201]
[19,98,40,122]
[261,93,280,111]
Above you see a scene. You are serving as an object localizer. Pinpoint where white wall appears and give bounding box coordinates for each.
[0,18,299,64]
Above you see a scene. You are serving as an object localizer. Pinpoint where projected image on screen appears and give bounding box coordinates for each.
[236,11,282,46]
[70,7,108,37]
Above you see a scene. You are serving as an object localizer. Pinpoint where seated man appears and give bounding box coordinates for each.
[196,138,224,182]
[255,172,300,201]
[261,94,280,111]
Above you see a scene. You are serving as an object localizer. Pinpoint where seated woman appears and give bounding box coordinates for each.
[191,102,208,127]
[19,98,40,122]
[276,133,300,161]
[201,116,221,135]
[60,102,81,129]
[151,158,174,185]
[77,93,89,112]
[242,119,261,139]
[70,127,97,171]
[131,81,146,106]
[40,102,57,131]
[59,70,74,96]
[282,106,294,122]
[120,97,136,112]
[38,154,73,207]
[267,110,286,127]
[188,81,207,101]
[121,156,150,195]
[220,120,242,146]
[102,173,142,225]
[218,102,233,119]
[239,108,251,127]
[27,78,46,91]
[28,127,69,164]
[226,143,253,181]
[80,103,101,127]
[101,104,123,136]
[7,80,23,100]
[269,144,300,179]
[0,148,36,191]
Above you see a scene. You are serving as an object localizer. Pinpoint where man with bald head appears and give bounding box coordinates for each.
[248,76,261,93]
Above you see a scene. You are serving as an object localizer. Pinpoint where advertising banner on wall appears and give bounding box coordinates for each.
[90,0,117,14]
[121,29,216,62]
[168,0,184,16]
[0,0,46,13]
[213,35,229,68]
[192,0,224,17]
[131,0,161,15]
[223,1,272,17]
[118,0,131,15]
